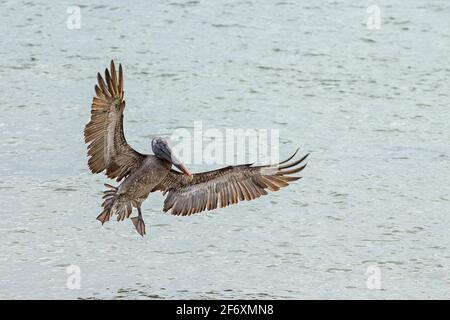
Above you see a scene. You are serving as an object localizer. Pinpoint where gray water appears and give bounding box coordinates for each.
[1,0,449,299]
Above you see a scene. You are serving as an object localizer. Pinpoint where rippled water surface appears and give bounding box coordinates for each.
[1,0,450,299]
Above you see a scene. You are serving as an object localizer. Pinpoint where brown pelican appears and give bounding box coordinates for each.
[84,61,308,236]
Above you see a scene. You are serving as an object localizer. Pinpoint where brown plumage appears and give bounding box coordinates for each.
[84,60,309,236]
[154,151,308,216]
[84,61,145,182]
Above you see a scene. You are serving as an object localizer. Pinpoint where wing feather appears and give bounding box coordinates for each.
[155,151,309,216]
[84,60,146,181]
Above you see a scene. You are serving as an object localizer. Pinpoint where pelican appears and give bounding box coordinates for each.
[84,61,308,236]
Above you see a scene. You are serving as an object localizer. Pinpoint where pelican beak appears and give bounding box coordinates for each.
[175,161,193,178]
[167,148,193,178]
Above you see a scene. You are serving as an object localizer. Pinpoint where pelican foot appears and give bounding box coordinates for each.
[96,210,110,225]
[131,216,146,236]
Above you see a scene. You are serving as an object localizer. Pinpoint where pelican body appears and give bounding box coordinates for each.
[99,142,191,236]
[84,61,308,236]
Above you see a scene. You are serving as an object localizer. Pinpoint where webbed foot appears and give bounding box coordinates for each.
[131,216,146,236]
[96,210,110,225]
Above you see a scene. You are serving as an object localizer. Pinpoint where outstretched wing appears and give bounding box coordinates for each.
[154,150,308,216]
[84,60,146,181]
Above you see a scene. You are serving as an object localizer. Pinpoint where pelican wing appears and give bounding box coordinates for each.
[155,150,308,216]
[84,61,146,181]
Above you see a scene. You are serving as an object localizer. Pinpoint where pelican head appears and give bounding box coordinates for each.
[152,137,192,177]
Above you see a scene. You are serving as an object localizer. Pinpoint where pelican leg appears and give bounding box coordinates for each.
[131,206,146,236]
